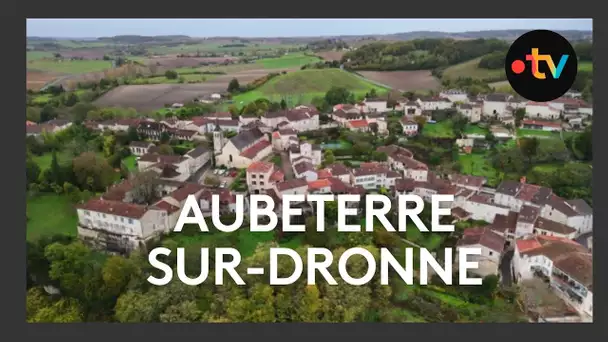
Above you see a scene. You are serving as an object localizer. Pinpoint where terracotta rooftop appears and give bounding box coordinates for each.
[522,119,562,128]
[240,140,272,159]
[347,119,369,129]
[276,178,308,191]
[152,200,181,214]
[247,161,275,173]
[457,227,506,253]
[308,178,333,190]
[449,174,486,188]
[76,199,149,219]
[169,183,206,202]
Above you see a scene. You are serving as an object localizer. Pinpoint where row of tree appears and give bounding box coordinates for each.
[342,38,509,71]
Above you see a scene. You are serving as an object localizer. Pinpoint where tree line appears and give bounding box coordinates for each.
[341,38,509,71]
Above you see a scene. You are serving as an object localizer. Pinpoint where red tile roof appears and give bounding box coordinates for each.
[247,161,274,173]
[348,119,369,128]
[276,178,308,191]
[308,178,332,190]
[240,140,272,159]
[317,169,333,179]
[170,183,206,202]
[152,200,181,214]
[457,227,505,253]
[270,170,285,182]
[76,199,148,219]
[521,119,562,128]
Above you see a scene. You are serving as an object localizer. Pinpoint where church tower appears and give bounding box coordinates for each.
[213,123,224,155]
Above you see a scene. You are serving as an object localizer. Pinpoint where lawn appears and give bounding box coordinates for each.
[121,155,138,172]
[170,226,275,258]
[27,59,113,74]
[33,151,105,171]
[517,128,562,138]
[421,121,455,138]
[457,152,499,186]
[230,69,389,108]
[254,54,321,69]
[26,194,78,241]
[464,124,489,136]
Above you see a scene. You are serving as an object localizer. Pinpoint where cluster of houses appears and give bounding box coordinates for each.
[327,91,592,138]
[26,119,73,137]
[237,140,593,321]
[35,87,591,321]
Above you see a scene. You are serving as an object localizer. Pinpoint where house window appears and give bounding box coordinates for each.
[251,174,256,178]
[103,214,106,218]
[128,219,133,224]
[252,181,257,185]
[489,251,493,256]
[260,181,265,185]
[85,211,90,216]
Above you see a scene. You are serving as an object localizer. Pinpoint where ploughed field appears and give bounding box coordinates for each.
[356,70,441,91]
[93,68,295,111]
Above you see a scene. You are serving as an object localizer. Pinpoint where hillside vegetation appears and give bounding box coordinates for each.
[341,38,509,71]
[232,69,388,106]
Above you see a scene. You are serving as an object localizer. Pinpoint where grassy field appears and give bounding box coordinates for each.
[254,54,321,69]
[27,59,113,74]
[230,69,389,107]
[421,121,455,138]
[26,194,78,241]
[442,57,506,81]
[121,155,138,171]
[27,51,55,61]
[170,227,276,258]
[457,152,499,185]
[148,43,303,55]
[444,56,593,82]
[464,124,489,136]
[517,128,562,138]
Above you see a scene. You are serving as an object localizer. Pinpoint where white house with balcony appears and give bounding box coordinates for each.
[512,236,593,319]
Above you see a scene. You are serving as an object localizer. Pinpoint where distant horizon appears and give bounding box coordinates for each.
[26,19,593,39]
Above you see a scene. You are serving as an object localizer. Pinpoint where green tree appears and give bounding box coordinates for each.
[165,70,178,80]
[160,131,171,144]
[324,86,351,106]
[160,301,202,323]
[304,216,326,247]
[127,126,140,142]
[29,298,83,323]
[228,78,240,93]
[102,134,116,158]
[157,144,174,155]
[72,152,115,191]
[102,256,137,296]
[26,107,41,123]
[519,137,540,166]
[323,150,336,164]
[26,287,51,320]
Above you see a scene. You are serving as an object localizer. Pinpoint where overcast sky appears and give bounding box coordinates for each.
[26,19,593,38]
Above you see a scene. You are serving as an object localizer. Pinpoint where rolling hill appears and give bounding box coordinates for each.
[231,69,389,106]
[442,57,593,82]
